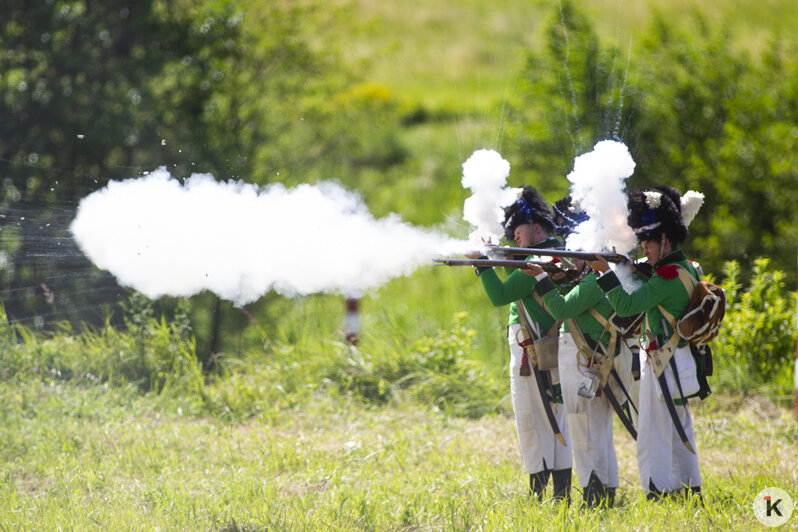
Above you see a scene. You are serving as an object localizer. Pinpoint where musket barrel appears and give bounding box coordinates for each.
[433,258,546,269]
[487,246,629,263]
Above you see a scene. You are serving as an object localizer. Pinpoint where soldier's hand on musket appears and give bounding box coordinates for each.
[521,262,545,276]
[587,254,610,274]
[522,261,569,281]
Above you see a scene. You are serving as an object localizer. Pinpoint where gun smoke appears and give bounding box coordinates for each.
[70,168,468,306]
[565,140,640,291]
[458,142,643,291]
[565,140,637,255]
[461,149,519,245]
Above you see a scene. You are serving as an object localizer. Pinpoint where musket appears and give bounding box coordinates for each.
[486,245,630,263]
[433,258,584,282]
[433,258,549,269]
[485,246,654,280]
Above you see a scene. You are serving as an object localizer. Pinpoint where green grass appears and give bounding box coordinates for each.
[1,260,796,529]
[1,379,795,529]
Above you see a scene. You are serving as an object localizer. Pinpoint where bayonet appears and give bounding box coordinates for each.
[532,365,567,446]
[657,371,695,454]
[590,340,638,439]
[653,318,696,454]
[601,381,637,439]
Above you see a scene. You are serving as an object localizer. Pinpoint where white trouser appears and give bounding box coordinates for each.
[637,343,701,493]
[558,333,620,488]
[508,323,572,474]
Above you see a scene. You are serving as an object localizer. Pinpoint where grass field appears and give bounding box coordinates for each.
[336,0,798,111]
[1,377,795,530]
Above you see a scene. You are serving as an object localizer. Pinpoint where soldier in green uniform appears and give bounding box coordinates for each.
[519,197,636,508]
[521,257,635,508]
[476,186,573,502]
[588,186,703,500]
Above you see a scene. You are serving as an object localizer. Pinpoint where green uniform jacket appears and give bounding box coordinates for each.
[596,249,699,346]
[535,272,618,355]
[478,238,559,332]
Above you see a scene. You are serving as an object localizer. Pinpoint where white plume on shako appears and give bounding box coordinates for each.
[461,149,519,245]
[70,167,469,306]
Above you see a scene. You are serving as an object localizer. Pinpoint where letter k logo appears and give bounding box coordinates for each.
[755,487,792,526]
[765,496,783,517]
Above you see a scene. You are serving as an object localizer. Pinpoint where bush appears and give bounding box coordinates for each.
[323,312,506,418]
[0,295,206,403]
[714,259,796,397]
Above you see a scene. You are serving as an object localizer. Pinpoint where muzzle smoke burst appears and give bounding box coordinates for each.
[566,140,641,292]
[460,149,519,245]
[565,140,637,255]
[70,168,469,306]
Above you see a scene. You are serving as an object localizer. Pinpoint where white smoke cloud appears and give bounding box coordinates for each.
[70,168,469,305]
[564,140,641,293]
[461,149,519,245]
[565,140,637,255]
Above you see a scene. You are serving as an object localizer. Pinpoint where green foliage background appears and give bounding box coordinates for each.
[1,1,797,398]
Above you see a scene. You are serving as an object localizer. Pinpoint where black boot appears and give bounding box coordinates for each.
[688,486,703,505]
[529,470,550,502]
[606,487,616,508]
[646,479,663,502]
[551,468,572,505]
[583,471,611,509]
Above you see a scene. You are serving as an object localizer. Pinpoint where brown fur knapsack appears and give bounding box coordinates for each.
[676,277,726,344]
[650,265,724,391]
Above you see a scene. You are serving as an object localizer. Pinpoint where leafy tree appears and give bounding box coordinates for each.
[0,0,248,326]
[715,259,795,396]
[507,0,635,198]
[0,0,411,367]
[509,3,798,278]
[628,12,798,276]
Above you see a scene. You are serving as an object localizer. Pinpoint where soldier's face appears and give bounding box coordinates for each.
[641,239,661,264]
[514,224,532,247]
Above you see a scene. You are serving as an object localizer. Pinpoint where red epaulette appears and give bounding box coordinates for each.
[655,264,681,280]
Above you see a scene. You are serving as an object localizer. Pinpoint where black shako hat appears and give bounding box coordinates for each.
[627,186,688,244]
[502,186,555,241]
[552,195,589,239]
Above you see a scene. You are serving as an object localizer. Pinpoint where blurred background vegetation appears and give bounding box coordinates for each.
[1,0,797,408]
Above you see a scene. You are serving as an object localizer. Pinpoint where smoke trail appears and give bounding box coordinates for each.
[564,140,640,292]
[70,168,468,305]
[461,149,519,245]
